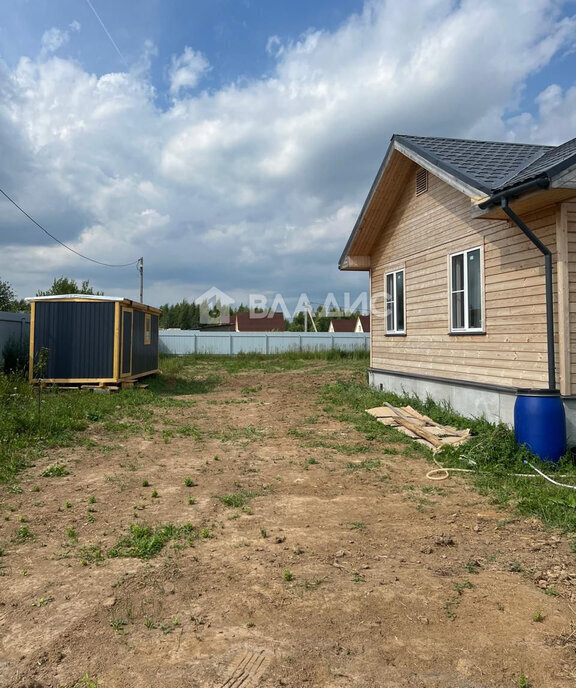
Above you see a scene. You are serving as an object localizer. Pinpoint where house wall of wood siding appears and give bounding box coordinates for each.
[370,169,562,390]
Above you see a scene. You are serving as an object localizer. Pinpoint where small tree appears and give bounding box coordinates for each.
[0,278,29,312]
[37,277,103,297]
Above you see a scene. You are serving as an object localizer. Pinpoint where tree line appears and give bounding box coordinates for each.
[1,276,363,332]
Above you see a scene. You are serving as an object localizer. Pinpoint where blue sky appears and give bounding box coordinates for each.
[1,0,576,310]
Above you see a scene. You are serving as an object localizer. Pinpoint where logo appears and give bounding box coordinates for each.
[195,287,235,325]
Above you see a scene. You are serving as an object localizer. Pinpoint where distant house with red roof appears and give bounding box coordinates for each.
[328,318,356,333]
[234,311,285,332]
[355,315,370,333]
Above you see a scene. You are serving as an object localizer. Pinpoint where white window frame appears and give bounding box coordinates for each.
[449,246,484,333]
[385,268,405,334]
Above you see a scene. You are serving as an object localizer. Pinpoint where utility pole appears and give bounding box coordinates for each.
[137,257,144,303]
[308,304,318,332]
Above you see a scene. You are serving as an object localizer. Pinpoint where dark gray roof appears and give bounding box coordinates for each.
[502,136,576,188]
[394,134,576,194]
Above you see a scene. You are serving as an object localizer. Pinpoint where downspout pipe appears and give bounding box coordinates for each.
[500,197,556,391]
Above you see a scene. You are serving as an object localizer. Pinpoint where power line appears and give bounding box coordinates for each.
[0,186,139,268]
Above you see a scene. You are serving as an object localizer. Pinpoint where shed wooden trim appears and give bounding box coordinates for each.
[28,301,36,384]
[113,302,121,382]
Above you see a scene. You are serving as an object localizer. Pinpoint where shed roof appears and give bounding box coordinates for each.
[26,294,161,314]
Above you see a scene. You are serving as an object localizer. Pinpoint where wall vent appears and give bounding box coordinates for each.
[416,168,428,196]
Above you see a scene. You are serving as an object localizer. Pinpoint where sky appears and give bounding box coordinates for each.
[1,0,576,312]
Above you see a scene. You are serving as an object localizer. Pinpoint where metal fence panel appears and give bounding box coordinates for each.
[0,311,30,366]
[159,330,369,355]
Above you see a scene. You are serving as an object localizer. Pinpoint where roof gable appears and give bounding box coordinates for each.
[340,133,576,270]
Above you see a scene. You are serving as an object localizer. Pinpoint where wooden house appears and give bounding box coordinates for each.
[339,134,576,440]
[28,295,160,385]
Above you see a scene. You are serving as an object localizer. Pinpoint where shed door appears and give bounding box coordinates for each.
[121,308,133,377]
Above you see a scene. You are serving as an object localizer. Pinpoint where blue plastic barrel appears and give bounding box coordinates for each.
[514,389,566,462]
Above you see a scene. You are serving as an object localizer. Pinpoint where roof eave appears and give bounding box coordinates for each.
[338,138,396,270]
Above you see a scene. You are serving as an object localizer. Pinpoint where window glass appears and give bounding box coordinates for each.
[451,248,482,331]
[386,269,405,333]
[386,273,394,332]
[467,249,482,329]
[396,271,404,332]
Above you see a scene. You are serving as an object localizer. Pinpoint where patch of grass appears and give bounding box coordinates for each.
[161,350,369,378]
[444,579,474,621]
[148,358,221,395]
[77,544,105,565]
[41,464,70,478]
[465,560,480,574]
[107,523,199,559]
[532,609,544,622]
[349,521,366,530]
[283,569,294,582]
[109,617,127,633]
[346,458,382,471]
[218,489,262,509]
[0,368,211,485]
[517,676,531,688]
[14,525,34,543]
[184,476,198,487]
[321,379,576,532]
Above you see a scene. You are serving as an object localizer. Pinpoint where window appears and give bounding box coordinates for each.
[144,313,152,345]
[386,269,405,334]
[450,247,483,332]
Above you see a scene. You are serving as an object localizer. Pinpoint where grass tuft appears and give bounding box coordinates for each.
[107,523,199,560]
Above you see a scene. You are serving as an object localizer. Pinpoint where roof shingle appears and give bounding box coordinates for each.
[396,135,554,193]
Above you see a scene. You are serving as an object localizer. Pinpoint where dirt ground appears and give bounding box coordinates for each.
[1,361,576,688]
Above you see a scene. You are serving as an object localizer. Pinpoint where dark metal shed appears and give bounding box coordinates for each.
[27,295,160,385]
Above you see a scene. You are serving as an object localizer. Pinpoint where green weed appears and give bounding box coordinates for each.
[219,489,262,509]
[77,544,104,565]
[108,523,199,559]
[42,464,70,478]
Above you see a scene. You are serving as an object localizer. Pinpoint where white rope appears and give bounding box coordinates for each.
[426,455,576,489]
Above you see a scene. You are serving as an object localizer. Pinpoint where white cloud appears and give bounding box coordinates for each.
[1,0,575,305]
[39,21,81,60]
[168,46,210,96]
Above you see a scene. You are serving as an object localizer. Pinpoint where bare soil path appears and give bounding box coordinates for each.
[1,361,576,688]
